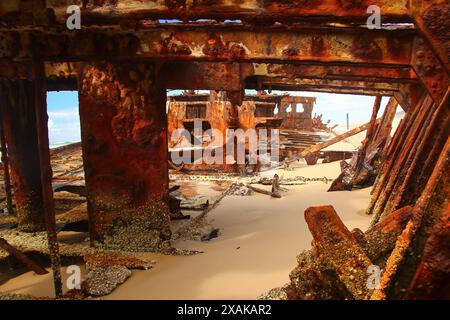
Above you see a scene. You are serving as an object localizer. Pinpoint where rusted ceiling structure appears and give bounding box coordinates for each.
[0,0,449,299]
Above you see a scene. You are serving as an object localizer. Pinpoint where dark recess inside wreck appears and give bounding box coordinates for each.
[0,0,448,300]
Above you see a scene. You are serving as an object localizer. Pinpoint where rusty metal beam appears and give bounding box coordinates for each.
[371,133,450,300]
[304,205,373,299]
[410,36,450,105]
[249,63,418,83]
[247,77,400,96]
[412,1,449,74]
[2,1,446,84]
[40,61,419,93]
[0,238,48,275]
[394,83,426,111]
[259,86,395,97]
[78,61,171,251]
[45,62,417,83]
[389,87,450,212]
[370,94,435,224]
[406,202,450,299]
[160,61,242,91]
[0,26,415,66]
[0,109,13,215]
[303,121,374,156]
[32,62,63,298]
[349,96,382,183]
[0,79,46,232]
[3,1,412,25]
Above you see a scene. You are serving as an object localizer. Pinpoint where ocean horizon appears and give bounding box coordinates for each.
[50,141,80,149]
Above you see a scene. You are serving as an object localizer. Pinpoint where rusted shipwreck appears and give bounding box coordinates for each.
[0,0,448,299]
[167,90,326,171]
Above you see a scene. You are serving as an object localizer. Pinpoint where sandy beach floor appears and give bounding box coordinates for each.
[0,161,372,299]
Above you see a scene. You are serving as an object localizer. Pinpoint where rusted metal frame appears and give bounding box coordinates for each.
[114,62,420,87]
[247,80,398,96]
[412,0,450,74]
[365,94,422,217]
[248,77,400,94]
[260,78,401,91]
[371,96,433,222]
[371,133,450,300]
[369,112,406,197]
[0,0,49,26]
[371,98,404,160]
[378,100,401,159]
[362,205,413,263]
[0,27,415,66]
[367,96,424,215]
[260,86,395,97]
[369,97,399,157]
[0,238,48,275]
[6,60,417,92]
[160,61,242,91]
[0,79,46,231]
[387,88,450,215]
[385,120,408,162]
[0,105,13,215]
[32,62,63,298]
[393,83,425,112]
[388,126,450,298]
[224,90,245,172]
[77,61,171,250]
[0,60,34,81]
[338,97,392,194]
[369,87,419,196]
[32,0,412,25]
[406,202,450,299]
[304,205,373,299]
[301,122,374,157]
[393,93,410,112]
[372,98,395,142]
[286,205,413,300]
[251,63,418,84]
[45,62,78,91]
[365,97,383,146]
[368,107,412,203]
[370,95,435,224]
[378,97,437,221]
[350,96,382,183]
[410,36,450,105]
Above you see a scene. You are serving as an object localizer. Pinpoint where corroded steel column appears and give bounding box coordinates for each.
[0,112,13,215]
[33,62,62,298]
[223,90,242,173]
[406,202,450,299]
[77,62,171,251]
[0,80,45,231]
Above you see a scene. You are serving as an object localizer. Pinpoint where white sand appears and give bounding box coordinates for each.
[0,265,87,298]
[108,162,372,300]
[0,162,372,299]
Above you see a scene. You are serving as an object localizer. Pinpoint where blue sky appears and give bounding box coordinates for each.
[47,90,390,146]
[47,91,80,146]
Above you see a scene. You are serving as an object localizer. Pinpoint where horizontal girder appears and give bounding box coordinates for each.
[0,25,415,66]
[0,1,413,24]
[247,77,400,95]
[41,61,418,94]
